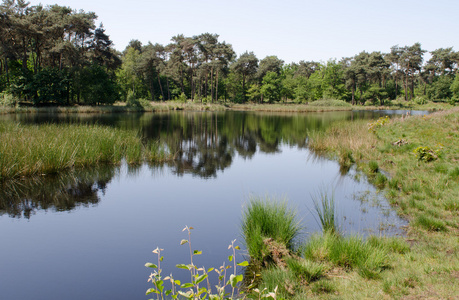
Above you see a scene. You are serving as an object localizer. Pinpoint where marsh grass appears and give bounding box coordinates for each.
[0,122,170,179]
[311,190,337,234]
[305,107,459,298]
[302,232,390,279]
[241,196,301,262]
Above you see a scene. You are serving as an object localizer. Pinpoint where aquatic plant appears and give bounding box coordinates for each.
[311,190,337,235]
[241,196,301,262]
[0,123,170,180]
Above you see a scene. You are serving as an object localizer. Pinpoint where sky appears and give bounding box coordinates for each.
[32,0,459,64]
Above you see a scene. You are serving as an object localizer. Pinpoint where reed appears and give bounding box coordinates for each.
[241,196,302,261]
[0,122,170,180]
[311,190,337,234]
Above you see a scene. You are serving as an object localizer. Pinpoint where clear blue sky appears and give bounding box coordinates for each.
[34,0,458,64]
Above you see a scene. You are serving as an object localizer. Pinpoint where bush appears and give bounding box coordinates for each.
[0,92,19,107]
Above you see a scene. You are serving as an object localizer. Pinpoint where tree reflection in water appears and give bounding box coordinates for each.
[0,166,116,219]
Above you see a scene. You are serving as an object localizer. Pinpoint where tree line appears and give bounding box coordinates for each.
[1,0,459,106]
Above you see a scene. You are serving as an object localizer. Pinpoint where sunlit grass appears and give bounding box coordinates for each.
[0,122,170,179]
[241,196,302,262]
[304,107,459,298]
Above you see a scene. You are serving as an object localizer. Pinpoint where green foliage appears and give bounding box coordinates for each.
[146,226,276,300]
[368,116,390,132]
[260,72,283,103]
[241,196,301,261]
[78,64,119,105]
[413,145,443,162]
[0,92,19,107]
[178,92,188,103]
[427,75,453,100]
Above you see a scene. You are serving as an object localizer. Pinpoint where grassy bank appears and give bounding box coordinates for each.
[1,99,454,115]
[0,122,170,180]
[240,196,411,299]
[303,108,459,298]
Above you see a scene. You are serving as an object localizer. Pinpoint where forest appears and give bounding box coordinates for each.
[1,0,459,107]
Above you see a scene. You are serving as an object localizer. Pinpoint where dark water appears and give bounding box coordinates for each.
[0,110,413,300]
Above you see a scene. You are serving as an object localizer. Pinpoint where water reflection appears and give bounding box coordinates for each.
[0,166,116,218]
[141,111,379,178]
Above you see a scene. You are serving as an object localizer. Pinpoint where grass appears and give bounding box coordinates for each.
[1,98,454,116]
[311,190,337,234]
[0,122,170,180]
[241,196,302,262]
[303,107,459,298]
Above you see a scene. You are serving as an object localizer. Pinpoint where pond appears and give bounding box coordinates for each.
[0,110,415,300]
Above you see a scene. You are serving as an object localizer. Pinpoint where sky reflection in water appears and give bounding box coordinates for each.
[0,110,411,300]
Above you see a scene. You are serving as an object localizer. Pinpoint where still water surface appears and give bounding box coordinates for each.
[0,110,413,300]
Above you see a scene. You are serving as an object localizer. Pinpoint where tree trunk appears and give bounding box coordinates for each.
[242,74,246,103]
[157,73,165,100]
[166,76,171,100]
[215,68,219,103]
[404,75,408,101]
[5,57,9,84]
[210,67,214,103]
[410,77,414,101]
[150,78,155,100]
[351,84,355,105]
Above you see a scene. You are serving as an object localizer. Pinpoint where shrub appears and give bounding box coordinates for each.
[368,116,390,132]
[413,145,443,162]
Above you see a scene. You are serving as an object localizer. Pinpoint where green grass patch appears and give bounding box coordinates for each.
[302,232,390,279]
[0,122,170,179]
[308,99,352,107]
[241,196,301,261]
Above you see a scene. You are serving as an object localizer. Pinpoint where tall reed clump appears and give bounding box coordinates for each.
[241,196,302,262]
[311,190,337,235]
[0,122,169,180]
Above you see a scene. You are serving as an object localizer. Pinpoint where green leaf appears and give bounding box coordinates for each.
[165,290,172,296]
[228,255,233,262]
[195,274,208,284]
[178,290,193,298]
[180,239,189,245]
[160,256,164,262]
[176,264,190,270]
[146,288,159,295]
[228,274,237,287]
[193,250,202,255]
[235,246,241,250]
[237,261,249,267]
[181,283,194,289]
[174,280,181,285]
[236,274,243,283]
[145,263,158,268]
[207,267,214,273]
